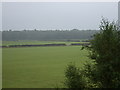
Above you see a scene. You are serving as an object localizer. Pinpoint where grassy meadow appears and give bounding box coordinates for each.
[2,45,91,88]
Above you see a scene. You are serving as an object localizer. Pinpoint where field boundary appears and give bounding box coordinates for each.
[1,43,90,48]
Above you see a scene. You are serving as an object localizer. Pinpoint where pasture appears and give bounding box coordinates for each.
[2,46,91,88]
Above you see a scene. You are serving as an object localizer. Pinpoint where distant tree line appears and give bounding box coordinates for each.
[2,29,98,41]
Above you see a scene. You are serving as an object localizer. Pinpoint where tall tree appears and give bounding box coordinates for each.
[89,18,120,88]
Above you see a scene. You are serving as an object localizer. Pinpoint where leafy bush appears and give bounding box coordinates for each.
[64,63,86,89]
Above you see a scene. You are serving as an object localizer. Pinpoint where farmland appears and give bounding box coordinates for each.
[2,30,91,88]
[2,31,91,88]
[2,46,91,88]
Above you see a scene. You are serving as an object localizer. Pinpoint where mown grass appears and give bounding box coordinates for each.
[2,46,91,88]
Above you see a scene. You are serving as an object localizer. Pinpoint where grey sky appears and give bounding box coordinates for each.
[2,2,118,30]
[119,1,120,26]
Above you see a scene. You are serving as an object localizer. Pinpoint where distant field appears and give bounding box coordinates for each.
[2,40,89,46]
[2,46,91,88]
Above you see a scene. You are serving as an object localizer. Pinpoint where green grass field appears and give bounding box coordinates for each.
[2,46,91,88]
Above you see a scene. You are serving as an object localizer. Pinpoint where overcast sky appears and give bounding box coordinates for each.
[2,2,118,30]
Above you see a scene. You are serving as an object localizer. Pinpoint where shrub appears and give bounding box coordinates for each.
[64,63,86,89]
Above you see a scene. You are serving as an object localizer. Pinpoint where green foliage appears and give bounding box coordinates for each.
[64,63,86,89]
[89,18,120,88]
[64,18,120,88]
[64,62,99,88]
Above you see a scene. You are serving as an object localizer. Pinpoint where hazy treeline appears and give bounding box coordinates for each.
[2,30,99,41]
